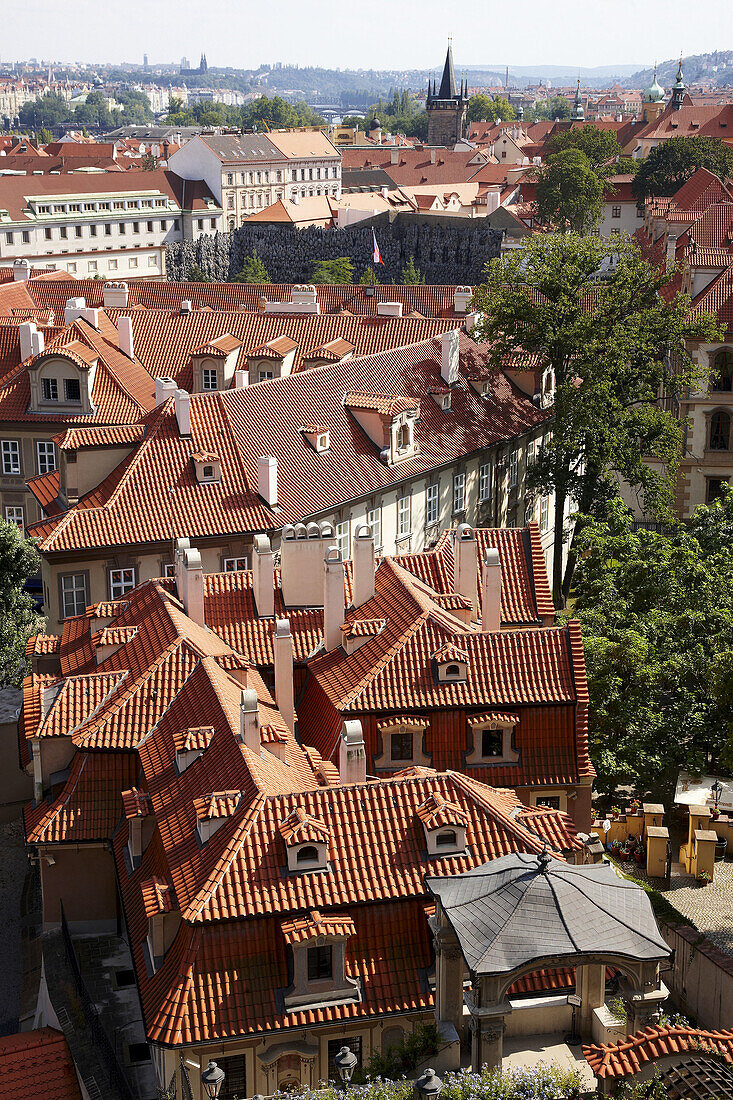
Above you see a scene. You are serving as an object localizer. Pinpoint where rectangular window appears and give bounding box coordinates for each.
[509,449,518,489]
[64,378,81,402]
[259,370,274,381]
[210,218,216,229]
[540,494,549,532]
[162,562,176,578]
[536,795,561,811]
[307,944,333,981]
[89,224,97,237]
[5,506,24,533]
[479,463,492,502]
[129,257,138,269]
[336,520,349,559]
[36,441,56,474]
[197,219,204,230]
[61,573,87,618]
[453,472,466,514]
[41,377,58,401]
[147,256,156,267]
[105,223,112,235]
[132,221,140,234]
[147,220,154,232]
[1,440,20,475]
[223,557,248,571]
[425,484,439,526]
[75,225,82,238]
[67,263,76,273]
[707,477,729,504]
[109,567,136,599]
[219,1054,246,1100]
[118,222,126,235]
[109,258,118,270]
[390,731,413,761]
[397,494,411,538]
[611,205,622,218]
[5,232,12,244]
[481,728,503,758]
[87,260,97,273]
[201,368,218,391]
[22,230,30,243]
[367,506,381,548]
[45,227,52,240]
[59,226,67,239]
[160,220,167,231]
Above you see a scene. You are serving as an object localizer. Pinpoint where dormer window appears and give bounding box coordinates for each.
[433,644,469,683]
[466,712,520,766]
[279,807,330,872]
[301,425,331,453]
[429,386,452,411]
[192,452,221,484]
[174,725,214,774]
[281,910,360,1010]
[374,716,430,770]
[194,791,242,845]
[417,793,468,856]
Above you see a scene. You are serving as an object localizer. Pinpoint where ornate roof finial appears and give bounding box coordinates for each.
[538,842,551,871]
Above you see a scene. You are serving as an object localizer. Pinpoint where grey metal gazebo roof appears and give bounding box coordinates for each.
[425,851,670,976]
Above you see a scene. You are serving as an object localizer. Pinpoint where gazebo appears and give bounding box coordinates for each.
[425,850,670,1069]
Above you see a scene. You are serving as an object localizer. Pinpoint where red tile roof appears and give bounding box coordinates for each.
[584,1025,733,1080]
[24,751,138,843]
[280,910,355,945]
[0,1028,82,1100]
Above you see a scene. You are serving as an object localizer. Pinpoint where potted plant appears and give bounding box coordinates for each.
[628,798,642,815]
[634,844,646,865]
[710,806,721,821]
[610,806,621,820]
[697,869,712,885]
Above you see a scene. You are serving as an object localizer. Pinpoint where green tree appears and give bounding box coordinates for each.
[359,265,380,285]
[141,153,159,171]
[533,94,572,121]
[0,521,43,687]
[400,256,425,284]
[466,94,516,124]
[545,127,623,174]
[232,250,271,283]
[535,148,605,233]
[37,127,53,146]
[571,495,733,804]
[472,232,722,604]
[311,257,354,284]
[187,264,211,282]
[18,93,68,130]
[632,135,733,202]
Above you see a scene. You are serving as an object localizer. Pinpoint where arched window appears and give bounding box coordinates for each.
[713,349,733,392]
[397,423,410,450]
[710,409,731,451]
[296,845,319,864]
[435,830,457,847]
[445,664,460,679]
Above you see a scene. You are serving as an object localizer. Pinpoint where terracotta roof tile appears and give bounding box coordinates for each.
[584,1025,733,1080]
[0,1028,82,1100]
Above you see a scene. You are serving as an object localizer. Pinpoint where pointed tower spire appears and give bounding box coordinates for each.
[671,55,685,111]
[571,78,584,120]
[437,38,458,99]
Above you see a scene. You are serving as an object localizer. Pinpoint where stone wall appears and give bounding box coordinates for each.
[661,922,733,1031]
[166,217,502,284]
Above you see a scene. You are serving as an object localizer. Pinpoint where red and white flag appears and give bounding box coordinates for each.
[372,228,384,265]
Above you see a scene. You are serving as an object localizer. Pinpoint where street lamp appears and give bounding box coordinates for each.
[334,1046,358,1089]
[415,1068,443,1100]
[201,1060,225,1099]
[712,779,724,810]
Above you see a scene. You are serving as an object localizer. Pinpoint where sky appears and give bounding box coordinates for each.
[6,0,733,72]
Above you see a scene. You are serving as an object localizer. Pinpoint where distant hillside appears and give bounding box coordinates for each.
[627,51,733,89]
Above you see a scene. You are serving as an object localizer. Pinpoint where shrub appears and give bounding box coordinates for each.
[284,1063,583,1100]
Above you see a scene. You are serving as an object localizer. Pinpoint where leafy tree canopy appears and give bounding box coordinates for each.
[535,148,605,233]
[0,521,43,687]
[359,265,380,285]
[400,256,425,285]
[545,127,623,174]
[466,95,516,124]
[311,257,354,284]
[232,249,271,283]
[187,264,211,282]
[472,232,723,603]
[632,135,733,201]
[571,493,733,804]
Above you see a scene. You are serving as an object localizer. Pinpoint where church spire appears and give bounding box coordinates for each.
[437,38,458,100]
[571,78,584,120]
[671,55,685,111]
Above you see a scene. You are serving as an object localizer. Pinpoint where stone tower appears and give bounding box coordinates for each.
[426,41,468,147]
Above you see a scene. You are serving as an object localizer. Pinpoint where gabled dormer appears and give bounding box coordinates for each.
[191,451,221,483]
[339,617,386,655]
[281,910,360,1010]
[465,711,520,766]
[247,335,298,382]
[174,725,214,774]
[122,786,155,871]
[300,425,331,453]
[374,714,431,770]
[302,337,355,368]
[429,385,452,411]
[432,642,469,683]
[190,333,243,392]
[142,876,180,972]
[194,790,243,844]
[416,792,468,856]
[28,339,99,415]
[343,391,420,465]
[279,807,331,872]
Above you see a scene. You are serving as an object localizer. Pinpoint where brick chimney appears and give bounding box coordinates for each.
[454,524,478,617]
[339,719,366,784]
[239,688,260,753]
[253,533,274,618]
[352,524,375,608]
[440,329,460,385]
[481,547,502,632]
[273,618,295,733]
[323,545,345,651]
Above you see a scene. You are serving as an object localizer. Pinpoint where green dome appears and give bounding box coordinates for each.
[644,69,665,103]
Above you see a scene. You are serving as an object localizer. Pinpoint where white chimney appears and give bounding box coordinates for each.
[63,297,86,324]
[352,524,375,608]
[273,618,295,733]
[454,524,478,617]
[339,719,366,785]
[453,286,473,314]
[175,389,191,436]
[234,369,248,388]
[253,533,274,618]
[481,547,502,632]
[18,322,36,362]
[180,546,204,626]
[155,377,177,406]
[391,148,399,165]
[257,455,278,506]
[117,315,134,359]
[174,537,190,598]
[323,545,345,651]
[31,329,44,357]
[430,148,437,164]
[103,281,129,308]
[180,300,193,315]
[485,186,501,214]
[13,258,31,281]
[376,301,403,318]
[441,329,460,386]
[239,688,260,753]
